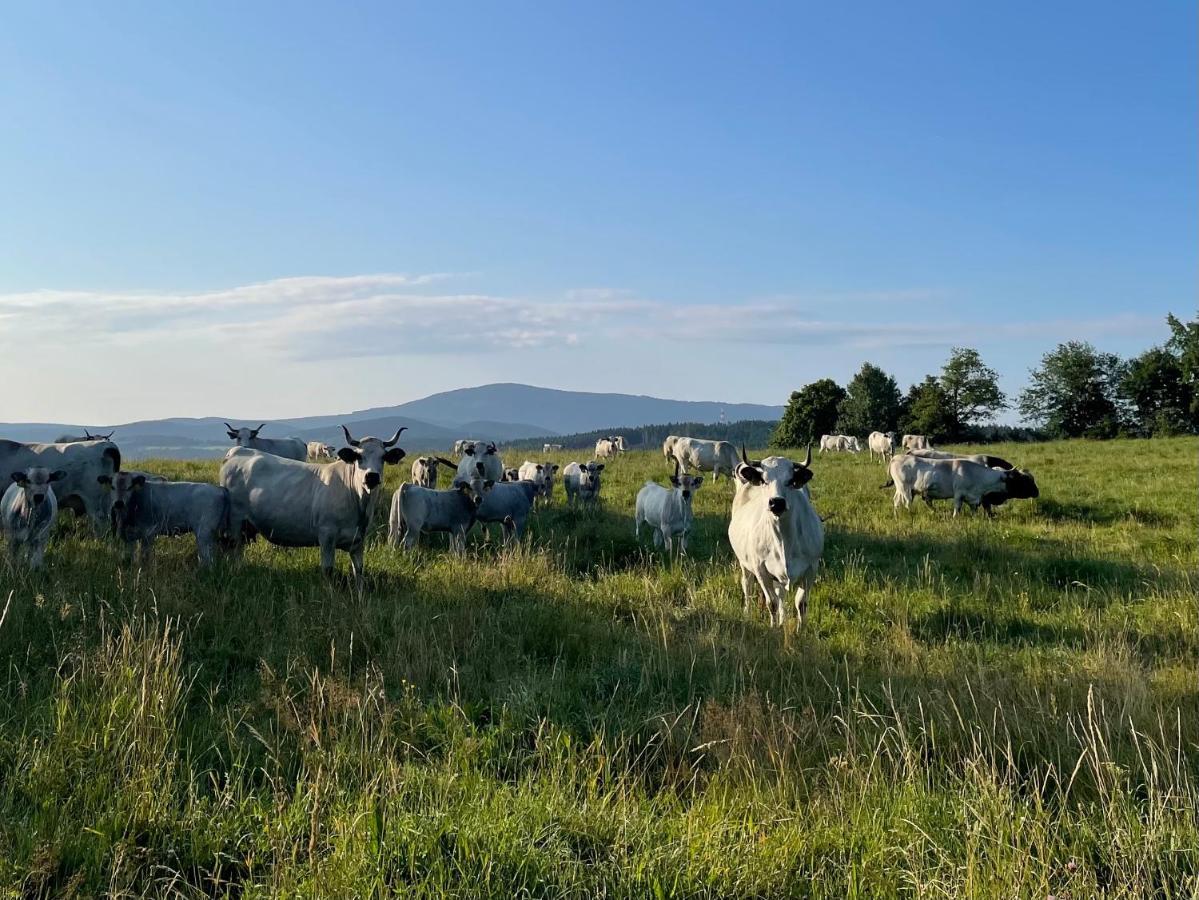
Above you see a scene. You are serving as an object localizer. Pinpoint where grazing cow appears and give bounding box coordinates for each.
[671,437,739,480]
[819,434,860,454]
[224,423,307,461]
[307,442,337,461]
[908,447,1014,470]
[411,456,450,488]
[818,434,838,453]
[562,461,605,505]
[885,455,1038,516]
[474,479,537,544]
[595,436,625,459]
[845,436,862,453]
[634,462,704,555]
[100,472,229,566]
[453,441,503,486]
[389,471,491,552]
[220,425,406,584]
[867,431,896,462]
[0,439,121,530]
[542,443,563,452]
[55,429,115,443]
[1,467,65,569]
[662,435,680,460]
[728,446,822,628]
[901,434,930,451]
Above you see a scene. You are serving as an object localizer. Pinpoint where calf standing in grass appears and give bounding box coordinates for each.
[2,467,65,570]
[563,461,604,505]
[635,462,703,555]
[99,472,230,566]
[390,471,492,552]
[474,479,538,545]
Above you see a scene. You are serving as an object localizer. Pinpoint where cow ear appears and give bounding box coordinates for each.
[483,479,495,489]
[11,472,27,485]
[789,466,813,488]
[596,464,605,471]
[384,448,406,465]
[50,470,67,482]
[337,447,360,464]
[692,476,703,488]
[736,464,764,485]
[132,475,147,489]
[670,475,680,486]
[97,475,112,487]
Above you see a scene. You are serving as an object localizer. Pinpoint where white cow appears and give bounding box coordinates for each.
[453,442,503,486]
[908,448,1014,470]
[543,443,563,452]
[671,437,739,480]
[662,435,681,460]
[901,434,931,451]
[886,455,1039,517]
[634,462,704,555]
[518,460,559,501]
[101,472,230,566]
[0,438,121,530]
[220,425,406,585]
[453,439,478,456]
[867,431,896,462]
[410,456,451,488]
[819,434,860,454]
[224,423,307,461]
[562,461,605,505]
[389,469,491,552]
[307,441,336,461]
[55,428,115,443]
[728,446,823,628]
[595,436,626,459]
[1,467,64,569]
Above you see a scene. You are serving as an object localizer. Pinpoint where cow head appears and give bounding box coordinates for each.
[455,469,494,508]
[484,442,498,456]
[1003,467,1039,499]
[735,445,812,517]
[225,422,265,445]
[338,425,406,490]
[98,471,147,532]
[669,461,703,501]
[11,467,65,507]
[579,461,604,491]
[462,442,476,456]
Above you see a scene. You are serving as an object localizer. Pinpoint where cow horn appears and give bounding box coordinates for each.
[224,422,235,432]
[250,423,265,437]
[341,425,361,447]
[83,429,93,439]
[741,445,750,465]
[383,426,407,447]
[802,444,812,467]
[435,456,455,468]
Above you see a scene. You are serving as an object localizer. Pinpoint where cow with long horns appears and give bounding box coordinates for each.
[55,428,116,443]
[728,444,824,628]
[220,424,406,585]
[224,422,307,461]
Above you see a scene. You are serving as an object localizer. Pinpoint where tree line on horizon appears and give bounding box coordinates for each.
[772,312,1198,447]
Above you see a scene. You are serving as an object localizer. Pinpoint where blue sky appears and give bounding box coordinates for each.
[1,2,1193,423]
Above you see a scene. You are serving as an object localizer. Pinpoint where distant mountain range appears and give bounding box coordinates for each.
[0,383,783,460]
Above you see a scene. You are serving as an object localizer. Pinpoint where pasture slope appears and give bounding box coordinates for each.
[0,438,1195,898]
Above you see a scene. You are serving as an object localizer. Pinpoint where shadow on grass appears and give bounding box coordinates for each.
[1035,497,1178,528]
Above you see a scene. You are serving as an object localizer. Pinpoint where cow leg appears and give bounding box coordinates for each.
[197,532,215,566]
[661,529,673,555]
[28,541,46,571]
[678,531,688,556]
[319,536,337,576]
[739,567,757,614]
[952,495,963,517]
[652,528,663,549]
[349,544,366,588]
[793,570,815,627]
[139,538,155,568]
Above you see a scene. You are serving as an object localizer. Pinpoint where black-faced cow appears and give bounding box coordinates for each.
[885,455,1038,517]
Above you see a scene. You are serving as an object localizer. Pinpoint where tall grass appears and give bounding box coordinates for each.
[0,437,1194,897]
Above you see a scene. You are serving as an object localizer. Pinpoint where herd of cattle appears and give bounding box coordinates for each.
[0,424,1039,628]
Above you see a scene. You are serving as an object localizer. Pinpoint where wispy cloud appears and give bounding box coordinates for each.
[0,274,1163,361]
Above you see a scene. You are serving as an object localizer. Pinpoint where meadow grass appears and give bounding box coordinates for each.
[0,437,1195,898]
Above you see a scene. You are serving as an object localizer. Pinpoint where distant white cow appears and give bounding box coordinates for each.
[885,455,1039,516]
[662,435,680,460]
[221,425,406,585]
[819,434,860,454]
[1,467,65,569]
[453,442,503,486]
[728,445,823,628]
[901,434,930,451]
[55,428,115,443]
[908,448,1014,470]
[634,462,704,555]
[595,436,626,459]
[562,461,605,505]
[543,443,563,452]
[453,439,478,456]
[307,441,337,461]
[224,423,307,461]
[671,437,739,480]
[867,431,896,462]
[518,460,559,501]
[410,456,452,489]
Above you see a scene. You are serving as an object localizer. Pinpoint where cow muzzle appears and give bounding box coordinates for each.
[32,494,45,506]
[682,490,691,500]
[364,471,382,489]
[767,497,787,516]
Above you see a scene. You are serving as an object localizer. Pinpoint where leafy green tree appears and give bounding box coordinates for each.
[1018,341,1126,438]
[836,363,903,435]
[772,379,847,447]
[900,376,955,441]
[1120,346,1191,436]
[1165,313,1199,424]
[940,347,1006,437]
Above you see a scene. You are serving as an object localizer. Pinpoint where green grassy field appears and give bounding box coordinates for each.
[0,437,1195,898]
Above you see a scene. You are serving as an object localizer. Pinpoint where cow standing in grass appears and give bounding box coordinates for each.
[2,467,65,570]
[728,446,823,628]
[635,462,703,555]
